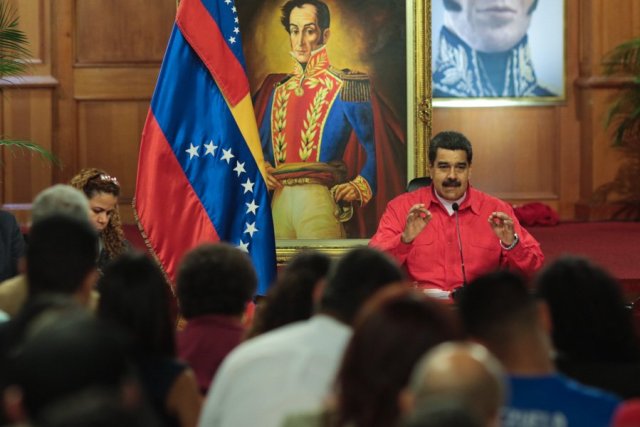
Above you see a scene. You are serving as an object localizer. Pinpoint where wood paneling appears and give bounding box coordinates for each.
[75,0,175,64]
[77,101,148,200]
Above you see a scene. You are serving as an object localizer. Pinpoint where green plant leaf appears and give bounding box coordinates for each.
[0,140,60,166]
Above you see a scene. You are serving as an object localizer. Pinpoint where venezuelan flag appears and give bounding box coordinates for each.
[134,0,275,294]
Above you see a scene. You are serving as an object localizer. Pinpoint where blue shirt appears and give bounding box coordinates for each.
[503,374,620,427]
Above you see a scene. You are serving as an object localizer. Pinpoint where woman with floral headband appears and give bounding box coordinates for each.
[70,168,130,273]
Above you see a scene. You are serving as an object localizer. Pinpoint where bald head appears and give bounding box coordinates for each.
[405,342,505,426]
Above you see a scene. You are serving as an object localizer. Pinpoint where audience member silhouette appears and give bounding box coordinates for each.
[535,255,640,398]
[457,270,620,427]
[283,285,463,427]
[176,243,257,394]
[399,341,505,427]
[198,247,404,427]
[0,209,25,283]
[0,185,92,317]
[98,252,202,427]
[3,310,149,426]
[246,250,332,339]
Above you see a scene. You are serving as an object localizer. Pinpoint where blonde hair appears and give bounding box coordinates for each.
[69,168,126,261]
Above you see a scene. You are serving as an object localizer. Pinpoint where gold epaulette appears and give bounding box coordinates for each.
[329,67,371,102]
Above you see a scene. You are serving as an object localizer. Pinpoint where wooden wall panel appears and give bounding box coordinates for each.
[433,108,558,201]
[1,89,54,205]
[75,0,175,64]
[77,100,149,221]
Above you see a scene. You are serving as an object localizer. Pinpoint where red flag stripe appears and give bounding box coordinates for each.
[135,112,220,280]
[176,0,249,107]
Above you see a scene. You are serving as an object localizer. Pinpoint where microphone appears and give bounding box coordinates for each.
[452,203,467,291]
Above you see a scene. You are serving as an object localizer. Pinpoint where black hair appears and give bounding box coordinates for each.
[7,312,132,421]
[428,131,473,165]
[26,214,98,296]
[280,0,330,33]
[97,252,175,359]
[456,270,534,341]
[247,250,331,338]
[320,247,404,324]
[535,256,640,363]
[176,243,257,318]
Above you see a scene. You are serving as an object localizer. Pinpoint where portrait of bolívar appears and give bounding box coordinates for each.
[237,0,408,240]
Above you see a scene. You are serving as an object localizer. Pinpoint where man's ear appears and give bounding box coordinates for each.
[77,268,99,307]
[536,300,552,334]
[322,28,330,44]
[312,278,326,306]
[397,388,415,415]
[3,385,28,423]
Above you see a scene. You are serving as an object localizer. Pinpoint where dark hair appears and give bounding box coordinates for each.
[535,256,640,363]
[456,270,534,343]
[333,286,462,427]
[281,0,330,33]
[443,0,538,15]
[7,312,131,421]
[247,250,331,338]
[428,131,473,165]
[320,247,404,324]
[27,214,98,296]
[97,252,175,358]
[176,243,257,319]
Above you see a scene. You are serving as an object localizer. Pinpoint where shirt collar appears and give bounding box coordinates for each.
[425,185,481,216]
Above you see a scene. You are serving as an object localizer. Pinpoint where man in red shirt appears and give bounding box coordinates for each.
[369,131,543,298]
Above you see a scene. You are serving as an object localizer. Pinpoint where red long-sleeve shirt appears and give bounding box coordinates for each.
[369,185,544,292]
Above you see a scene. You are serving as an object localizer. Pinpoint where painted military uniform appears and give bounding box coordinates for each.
[433,26,555,98]
[258,46,376,239]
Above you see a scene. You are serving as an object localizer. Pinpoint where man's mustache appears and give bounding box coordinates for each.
[442,179,461,188]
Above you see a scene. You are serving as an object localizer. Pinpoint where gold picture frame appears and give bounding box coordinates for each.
[237,0,432,263]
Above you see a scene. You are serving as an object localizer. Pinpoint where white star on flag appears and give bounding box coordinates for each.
[221,148,235,164]
[241,178,254,194]
[244,221,258,237]
[204,141,217,156]
[233,27,240,34]
[232,6,237,13]
[234,17,239,23]
[229,36,236,44]
[233,161,246,177]
[186,143,199,159]
[238,240,249,253]
[224,0,231,4]
[246,199,259,215]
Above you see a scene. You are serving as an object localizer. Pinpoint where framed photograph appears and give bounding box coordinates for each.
[432,0,565,106]
[237,0,431,262]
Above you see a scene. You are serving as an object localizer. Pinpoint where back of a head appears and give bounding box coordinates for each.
[408,342,506,425]
[535,256,640,363]
[98,252,174,358]
[334,286,462,427]
[7,311,132,423]
[319,246,404,324]
[456,270,534,346]
[247,250,331,338]
[31,185,90,224]
[26,214,98,296]
[176,243,257,319]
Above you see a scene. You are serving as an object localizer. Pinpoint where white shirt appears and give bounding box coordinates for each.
[197,315,352,427]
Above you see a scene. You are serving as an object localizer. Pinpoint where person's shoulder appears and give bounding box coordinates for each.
[329,67,371,103]
[559,374,621,404]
